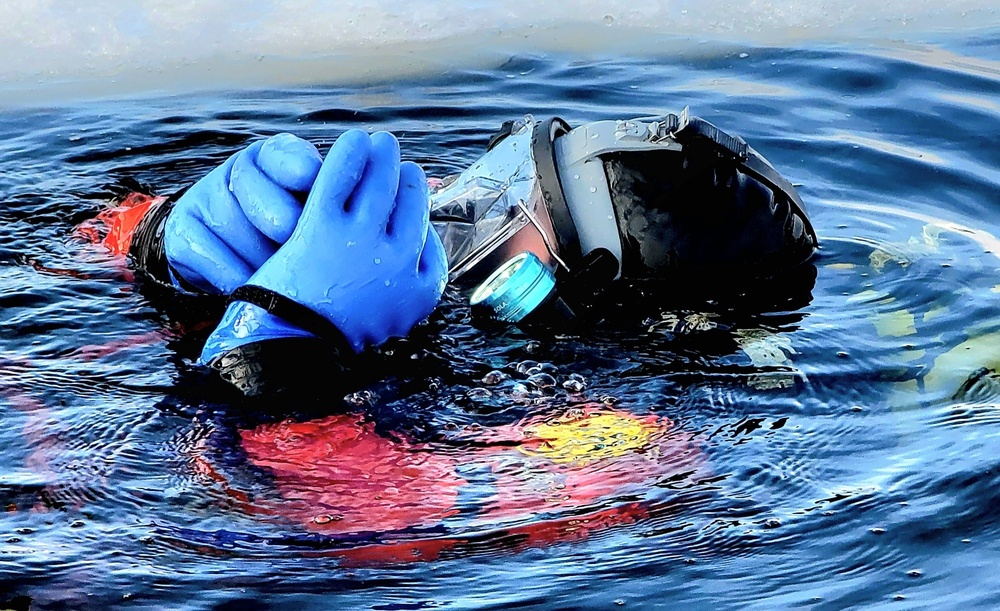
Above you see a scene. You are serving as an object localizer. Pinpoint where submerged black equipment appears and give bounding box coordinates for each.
[430,108,818,323]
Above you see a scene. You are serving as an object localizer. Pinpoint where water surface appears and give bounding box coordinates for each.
[1,31,1000,610]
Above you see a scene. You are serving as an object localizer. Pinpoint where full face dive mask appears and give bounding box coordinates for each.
[430,108,818,324]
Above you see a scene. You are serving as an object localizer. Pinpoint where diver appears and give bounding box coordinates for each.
[99,109,818,396]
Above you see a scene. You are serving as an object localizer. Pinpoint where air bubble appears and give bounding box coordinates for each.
[563,373,587,392]
[467,387,493,400]
[527,372,557,388]
[538,362,559,374]
[344,390,376,406]
[516,360,539,375]
[482,370,509,385]
[511,383,532,403]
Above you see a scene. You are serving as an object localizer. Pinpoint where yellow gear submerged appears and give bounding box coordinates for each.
[823,213,1000,410]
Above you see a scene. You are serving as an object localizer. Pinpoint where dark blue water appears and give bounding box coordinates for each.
[1,33,1000,610]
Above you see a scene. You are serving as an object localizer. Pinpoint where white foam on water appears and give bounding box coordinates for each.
[2,0,998,105]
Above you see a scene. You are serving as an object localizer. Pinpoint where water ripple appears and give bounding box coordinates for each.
[1,38,999,609]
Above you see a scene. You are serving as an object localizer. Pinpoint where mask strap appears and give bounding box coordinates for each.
[530,117,581,264]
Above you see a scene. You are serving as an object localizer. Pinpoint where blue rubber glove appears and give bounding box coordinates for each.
[201,130,448,364]
[164,133,323,294]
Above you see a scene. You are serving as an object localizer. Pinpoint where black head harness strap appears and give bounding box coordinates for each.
[530,117,581,267]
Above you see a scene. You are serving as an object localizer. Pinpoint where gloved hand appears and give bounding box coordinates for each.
[200,130,448,365]
[163,133,323,294]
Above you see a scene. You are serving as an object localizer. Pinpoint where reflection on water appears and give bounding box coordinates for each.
[1,34,1000,610]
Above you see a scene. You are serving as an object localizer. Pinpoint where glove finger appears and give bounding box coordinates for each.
[230,141,304,244]
[348,131,400,231]
[299,130,372,231]
[194,153,279,270]
[418,225,449,295]
[165,216,255,294]
[386,161,431,248]
[257,133,322,192]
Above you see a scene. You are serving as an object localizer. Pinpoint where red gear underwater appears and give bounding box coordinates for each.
[182,403,705,567]
[237,405,703,534]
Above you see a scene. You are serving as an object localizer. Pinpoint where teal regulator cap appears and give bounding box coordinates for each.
[469,252,557,323]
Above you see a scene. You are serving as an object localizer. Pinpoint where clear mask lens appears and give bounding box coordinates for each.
[430,117,563,285]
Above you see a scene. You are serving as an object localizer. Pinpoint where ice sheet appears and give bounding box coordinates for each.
[2,0,997,105]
